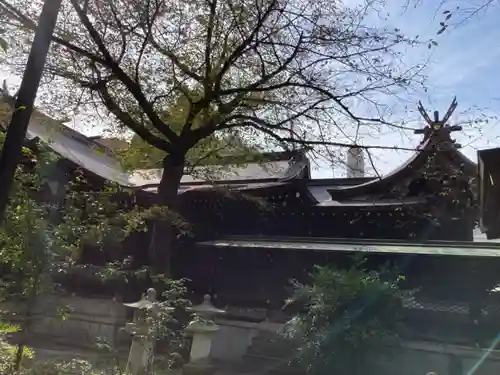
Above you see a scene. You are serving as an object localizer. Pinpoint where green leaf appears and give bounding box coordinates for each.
[0,37,8,53]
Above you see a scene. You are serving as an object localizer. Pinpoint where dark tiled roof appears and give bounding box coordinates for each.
[326,137,477,200]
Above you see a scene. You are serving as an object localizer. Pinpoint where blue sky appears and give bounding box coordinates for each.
[318,0,500,178]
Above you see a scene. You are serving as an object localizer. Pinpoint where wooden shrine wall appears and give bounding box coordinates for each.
[180,192,474,242]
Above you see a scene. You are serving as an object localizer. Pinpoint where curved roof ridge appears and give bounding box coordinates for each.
[328,138,431,193]
[328,134,477,199]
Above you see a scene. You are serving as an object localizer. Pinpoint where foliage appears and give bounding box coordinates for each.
[56,179,183,257]
[0,132,170,297]
[117,90,257,170]
[0,131,186,369]
[120,128,254,171]
[0,36,6,53]
[281,257,413,375]
[75,277,191,374]
[149,276,192,356]
[23,360,102,375]
[0,343,108,374]
[0,322,35,373]
[0,140,58,301]
[0,24,6,52]
[91,276,192,371]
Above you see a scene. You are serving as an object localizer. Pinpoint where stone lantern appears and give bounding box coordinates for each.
[183,295,225,375]
[123,288,174,375]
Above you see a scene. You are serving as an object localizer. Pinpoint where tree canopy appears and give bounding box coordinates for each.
[117,89,257,170]
[0,0,424,174]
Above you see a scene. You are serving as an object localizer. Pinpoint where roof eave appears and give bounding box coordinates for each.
[327,140,477,200]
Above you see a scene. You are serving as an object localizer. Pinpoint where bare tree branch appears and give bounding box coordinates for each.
[68,0,180,147]
[94,80,171,151]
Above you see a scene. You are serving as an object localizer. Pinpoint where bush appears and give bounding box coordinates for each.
[0,322,35,373]
[281,257,413,374]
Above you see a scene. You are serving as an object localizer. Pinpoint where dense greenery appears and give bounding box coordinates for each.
[282,258,413,375]
[0,132,185,371]
[0,132,163,296]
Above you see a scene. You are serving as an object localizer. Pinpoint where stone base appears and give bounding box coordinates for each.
[182,359,216,375]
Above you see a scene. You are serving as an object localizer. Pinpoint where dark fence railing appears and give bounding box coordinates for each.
[399,295,500,347]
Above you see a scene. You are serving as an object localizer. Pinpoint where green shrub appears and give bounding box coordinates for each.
[282,257,414,374]
[0,322,35,373]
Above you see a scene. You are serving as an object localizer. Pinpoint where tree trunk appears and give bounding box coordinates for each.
[148,152,185,276]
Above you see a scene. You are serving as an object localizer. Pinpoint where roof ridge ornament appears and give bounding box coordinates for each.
[414,97,462,148]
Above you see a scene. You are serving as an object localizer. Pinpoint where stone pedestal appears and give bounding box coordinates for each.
[187,319,220,363]
[125,324,155,375]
